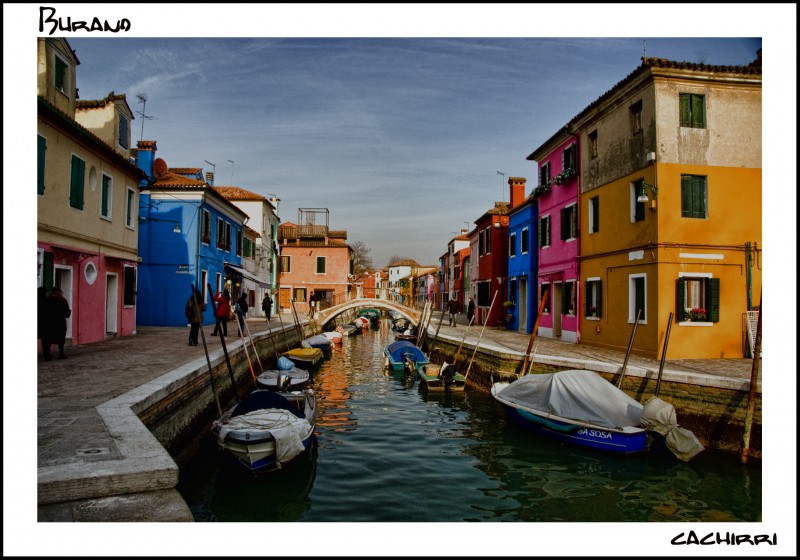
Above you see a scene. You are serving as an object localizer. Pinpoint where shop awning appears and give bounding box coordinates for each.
[224,263,270,288]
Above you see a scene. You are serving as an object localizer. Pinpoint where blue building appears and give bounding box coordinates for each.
[134,141,248,327]
[506,178,538,333]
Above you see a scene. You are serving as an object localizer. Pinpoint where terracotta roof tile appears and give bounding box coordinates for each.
[214,186,267,201]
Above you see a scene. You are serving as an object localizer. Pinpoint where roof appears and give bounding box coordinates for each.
[214,186,268,201]
[389,259,421,267]
[75,91,133,116]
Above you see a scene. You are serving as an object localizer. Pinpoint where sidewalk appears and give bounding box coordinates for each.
[33,311,759,520]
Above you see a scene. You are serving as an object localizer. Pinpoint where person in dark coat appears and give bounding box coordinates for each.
[38,286,48,346]
[211,289,231,337]
[185,288,205,346]
[42,287,71,360]
[446,296,460,327]
[235,292,249,335]
[466,297,475,325]
[262,292,273,322]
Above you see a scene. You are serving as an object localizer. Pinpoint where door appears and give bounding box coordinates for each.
[518,277,528,332]
[54,265,73,340]
[553,281,562,337]
[280,287,292,310]
[106,273,119,334]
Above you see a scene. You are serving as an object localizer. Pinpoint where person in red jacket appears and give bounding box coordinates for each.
[211,288,231,337]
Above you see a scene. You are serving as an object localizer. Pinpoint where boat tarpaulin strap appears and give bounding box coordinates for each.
[224,263,269,288]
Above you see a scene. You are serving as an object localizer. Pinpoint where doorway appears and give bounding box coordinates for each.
[518,277,528,332]
[54,265,73,340]
[106,273,118,335]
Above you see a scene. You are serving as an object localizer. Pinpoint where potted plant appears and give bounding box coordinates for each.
[685,307,707,321]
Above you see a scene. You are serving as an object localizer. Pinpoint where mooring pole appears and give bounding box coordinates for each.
[741,291,762,464]
[521,287,549,377]
[617,308,642,388]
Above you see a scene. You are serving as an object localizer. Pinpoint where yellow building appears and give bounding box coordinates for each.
[573,55,762,359]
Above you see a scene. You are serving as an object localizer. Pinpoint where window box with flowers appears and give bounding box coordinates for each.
[553,167,576,185]
[684,307,707,322]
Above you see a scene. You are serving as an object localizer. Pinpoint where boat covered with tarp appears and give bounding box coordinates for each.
[384,340,430,372]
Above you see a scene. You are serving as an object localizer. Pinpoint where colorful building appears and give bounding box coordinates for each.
[37,38,148,345]
[571,55,762,359]
[527,128,581,342]
[471,200,510,327]
[505,177,538,333]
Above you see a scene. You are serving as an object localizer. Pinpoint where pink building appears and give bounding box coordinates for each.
[527,127,581,342]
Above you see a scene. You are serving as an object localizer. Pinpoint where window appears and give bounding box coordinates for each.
[509,233,516,258]
[631,179,646,223]
[679,93,706,128]
[562,281,576,315]
[100,174,112,219]
[478,229,485,256]
[538,215,551,247]
[126,187,135,228]
[201,210,211,244]
[630,100,643,134]
[201,270,208,302]
[236,230,243,256]
[629,274,647,323]
[539,161,551,188]
[69,155,85,209]
[585,278,602,318]
[540,283,550,314]
[588,130,598,159]
[560,204,577,241]
[521,228,529,255]
[118,110,129,149]
[123,265,136,306]
[562,144,576,172]
[316,256,327,274]
[676,275,719,323]
[38,135,47,195]
[243,237,255,259]
[54,51,69,93]
[293,287,307,302]
[681,175,707,219]
[225,223,232,251]
[280,255,291,273]
[589,196,600,233]
[485,227,492,254]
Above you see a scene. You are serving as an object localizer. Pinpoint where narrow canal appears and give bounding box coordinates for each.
[176,318,761,524]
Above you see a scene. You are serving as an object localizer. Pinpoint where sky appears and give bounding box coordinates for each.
[6,3,798,557]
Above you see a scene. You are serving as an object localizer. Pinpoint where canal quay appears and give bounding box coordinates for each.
[29,309,764,526]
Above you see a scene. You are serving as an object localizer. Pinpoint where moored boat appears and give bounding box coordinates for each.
[212,388,317,473]
[303,335,334,353]
[417,361,466,392]
[322,330,343,345]
[256,367,311,391]
[282,347,324,368]
[383,340,430,373]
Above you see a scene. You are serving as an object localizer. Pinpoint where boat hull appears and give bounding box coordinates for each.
[417,363,466,392]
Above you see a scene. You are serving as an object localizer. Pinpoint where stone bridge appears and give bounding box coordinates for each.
[315,298,422,328]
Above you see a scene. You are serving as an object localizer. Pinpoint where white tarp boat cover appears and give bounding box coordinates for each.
[498,370,644,429]
[640,396,705,461]
[216,409,310,466]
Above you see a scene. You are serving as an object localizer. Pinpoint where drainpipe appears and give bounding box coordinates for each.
[745,241,753,310]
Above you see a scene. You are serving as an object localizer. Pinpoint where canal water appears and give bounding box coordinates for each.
[177,318,761,543]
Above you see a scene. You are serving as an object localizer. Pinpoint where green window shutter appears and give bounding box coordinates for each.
[43,252,54,292]
[38,135,47,194]
[679,94,691,127]
[596,280,603,317]
[681,175,692,217]
[537,218,542,247]
[676,279,686,322]
[69,156,85,209]
[691,95,705,128]
[560,208,568,240]
[708,278,720,322]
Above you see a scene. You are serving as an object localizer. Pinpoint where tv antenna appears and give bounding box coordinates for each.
[135,94,154,142]
[227,159,235,185]
[497,170,505,200]
[204,160,216,175]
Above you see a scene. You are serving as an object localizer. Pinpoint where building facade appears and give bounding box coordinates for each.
[505,177,538,333]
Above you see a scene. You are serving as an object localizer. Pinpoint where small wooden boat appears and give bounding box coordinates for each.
[353,316,370,330]
[257,367,311,391]
[417,361,466,392]
[384,340,429,373]
[336,324,360,337]
[212,388,317,473]
[357,308,381,326]
[282,347,324,368]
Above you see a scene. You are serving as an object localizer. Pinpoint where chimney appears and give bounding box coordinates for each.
[509,177,526,208]
[205,172,214,186]
[135,140,157,182]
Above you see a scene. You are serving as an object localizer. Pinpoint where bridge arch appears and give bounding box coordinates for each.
[316,298,422,328]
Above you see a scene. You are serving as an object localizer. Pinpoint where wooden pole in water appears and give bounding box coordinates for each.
[192,284,222,415]
[207,283,239,402]
[617,308,642,388]
[427,303,449,361]
[521,287,549,376]
[741,291,762,464]
[465,290,498,381]
[237,318,258,390]
[276,304,291,352]
[653,312,673,398]
[452,315,475,368]
[242,318,264,371]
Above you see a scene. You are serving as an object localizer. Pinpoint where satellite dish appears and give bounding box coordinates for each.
[154,158,168,177]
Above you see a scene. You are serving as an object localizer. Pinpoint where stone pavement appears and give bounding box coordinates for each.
[32,311,760,522]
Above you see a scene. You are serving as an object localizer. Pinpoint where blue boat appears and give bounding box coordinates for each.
[383,340,430,373]
[491,370,652,456]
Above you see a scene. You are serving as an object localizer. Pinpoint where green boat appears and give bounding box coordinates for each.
[417,361,466,392]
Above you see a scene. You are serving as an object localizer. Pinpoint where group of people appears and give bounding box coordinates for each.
[38,286,72,361]
[446,295,476,327]
[184,287,274,346]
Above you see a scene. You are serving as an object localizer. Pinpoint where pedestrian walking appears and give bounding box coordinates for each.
[211,288,231,337]
[185,288,205,346]
[467,297,475,324]
[38,286,48,348]
[262,292,273,322]
[235,292,249,335]
[446,296,460,327]
[42,286,71,360]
